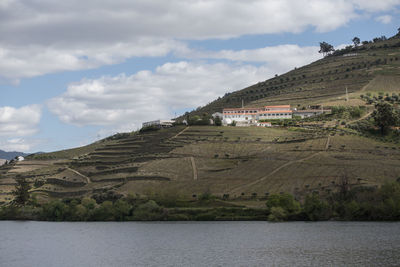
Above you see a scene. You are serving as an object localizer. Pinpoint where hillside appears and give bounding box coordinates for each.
[182,36,400,118]
[1,36,400,207]
[1,124,399,205]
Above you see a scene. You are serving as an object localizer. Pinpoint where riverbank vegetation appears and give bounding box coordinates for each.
[1,180,399,221]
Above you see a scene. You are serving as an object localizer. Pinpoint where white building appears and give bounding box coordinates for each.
[142,119,175,128]
[222,105,292,126]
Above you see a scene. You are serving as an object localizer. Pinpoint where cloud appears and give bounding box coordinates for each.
[48,61,269,130]
[1,0,399,80]
[0,105,42,152]
[0,39,184,80]
[178,45,322,69]
[375,15,393,24]
[0,105,41,137]
[351,0,400,12]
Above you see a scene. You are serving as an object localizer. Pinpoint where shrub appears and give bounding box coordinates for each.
[266,193,300,215]
[139,125,160,133]
[268,207,287,222]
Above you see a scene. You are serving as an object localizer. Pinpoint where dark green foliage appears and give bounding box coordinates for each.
[12,177,31,206]
[214,116,222,126]
[131,200,162,220]
[139,125,160,132]
[92,190,123,203]
[352,37,360,47]
[41,200,70,221]
[3,181,400,221]
[319,42,335,57]
[372,102,398,134]
[266,193,300,221]
[188,114,211,126]
[113,199,132,221]
[91,201,114,221]
[303,193,330,221]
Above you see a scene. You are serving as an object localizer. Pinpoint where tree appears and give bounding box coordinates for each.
[303,193,330,221]
[352,37,360,47]
[319,42,335,57]
[214,116,222,126]
[372,102,398,134]
[12,176,31,205]
[266,193,300,215]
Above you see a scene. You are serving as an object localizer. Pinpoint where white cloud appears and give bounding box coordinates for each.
[0,0,399,80]
[178,45,321,69]
[48,61,270,129]
[0,105,42,152]
[0,105,41,137]
[0,39,184,80]
[351,0,400,12]
[375,15,393,24]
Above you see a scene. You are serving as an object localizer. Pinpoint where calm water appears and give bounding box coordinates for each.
[0,221,399,267]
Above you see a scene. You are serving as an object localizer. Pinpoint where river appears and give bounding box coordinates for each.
[1,221,399,266]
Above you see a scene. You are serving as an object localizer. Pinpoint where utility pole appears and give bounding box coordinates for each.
[242,99,244,108]
[345,86,349,101]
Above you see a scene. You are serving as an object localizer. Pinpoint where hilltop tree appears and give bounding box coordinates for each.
[319,42,335,57]
[12,176,31,205]
[352,37,360,47]
[372,102,398,134]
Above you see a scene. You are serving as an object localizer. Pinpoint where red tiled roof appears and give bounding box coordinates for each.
[222,113,258,115]
[223,107,262,111]
[259,110,292,114]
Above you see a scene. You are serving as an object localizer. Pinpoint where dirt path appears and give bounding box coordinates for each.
[325,135,331,150]
[66,167,91,184]
[172,126,189,139]
[229,135,331,195]
[347,110,373,124]
[190,156,198,180]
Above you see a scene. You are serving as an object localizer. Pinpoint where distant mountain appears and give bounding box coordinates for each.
[0,150,29,160]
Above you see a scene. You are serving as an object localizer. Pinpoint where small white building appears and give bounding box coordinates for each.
[142,119,175,128]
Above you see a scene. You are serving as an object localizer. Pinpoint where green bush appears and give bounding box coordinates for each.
[268,207,287,222]
[41,200,70,221]
[266,193,300,215]
[303,193,330,221]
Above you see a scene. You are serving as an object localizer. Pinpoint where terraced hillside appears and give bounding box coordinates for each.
[1,126,399,204]
[184,37,400,118]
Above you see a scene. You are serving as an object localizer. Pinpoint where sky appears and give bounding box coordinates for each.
[1,0,400,153]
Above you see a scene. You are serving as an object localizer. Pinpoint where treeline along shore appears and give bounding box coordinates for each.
[1,180,400,221]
